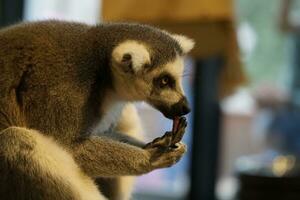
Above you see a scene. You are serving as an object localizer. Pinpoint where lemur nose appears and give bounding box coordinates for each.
[182,104,191,115]
[181,97,190,115]
[172,97,190,116]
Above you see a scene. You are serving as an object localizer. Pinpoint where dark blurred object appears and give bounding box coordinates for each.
[237,151,300,200]
[268,107,300,155]
[238,173,300,200]
[191,57,222,200]
[0,0,24,27]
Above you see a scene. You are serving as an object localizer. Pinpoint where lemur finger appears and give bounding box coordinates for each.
[144,131,172,149]
[150,142,187,169]
[171,117,187,145]
[172,117,180,133]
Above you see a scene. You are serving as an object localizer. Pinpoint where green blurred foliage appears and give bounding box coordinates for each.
[236,0,287,87]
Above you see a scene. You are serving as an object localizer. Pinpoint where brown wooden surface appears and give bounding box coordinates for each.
[102,0,234,23]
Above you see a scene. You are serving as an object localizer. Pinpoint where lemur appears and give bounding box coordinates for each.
[0,20,194,200]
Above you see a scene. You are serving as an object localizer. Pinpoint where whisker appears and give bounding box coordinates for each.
[181,72,192,77]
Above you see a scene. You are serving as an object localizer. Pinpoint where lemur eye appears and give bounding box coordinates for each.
[161,76,169,86]
[154,74,175,89]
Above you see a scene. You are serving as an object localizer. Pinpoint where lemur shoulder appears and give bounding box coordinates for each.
[0,20,194,200]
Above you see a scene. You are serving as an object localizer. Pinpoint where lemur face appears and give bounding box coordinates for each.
[111,31,194,119]
[146,55,190,119]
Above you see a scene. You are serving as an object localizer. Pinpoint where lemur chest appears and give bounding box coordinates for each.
[92,102,125,134]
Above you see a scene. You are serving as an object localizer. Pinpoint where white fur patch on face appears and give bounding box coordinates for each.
[172,34,195,54]
[165,56,185,90]
[165,56,184,74]
[112,40,150,73]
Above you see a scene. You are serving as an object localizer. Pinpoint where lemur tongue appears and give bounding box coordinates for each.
[172,117,180,133]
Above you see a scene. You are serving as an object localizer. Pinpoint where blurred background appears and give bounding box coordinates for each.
[1,0,300,199]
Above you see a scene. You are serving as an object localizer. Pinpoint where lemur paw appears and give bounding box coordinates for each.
[145,117,187,149]
[144,117,187,169]
[148,142,187,169]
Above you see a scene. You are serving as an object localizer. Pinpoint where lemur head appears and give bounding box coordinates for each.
[109,24,194,119]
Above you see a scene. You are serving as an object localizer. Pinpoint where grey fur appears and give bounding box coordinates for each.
[0,20,191,200]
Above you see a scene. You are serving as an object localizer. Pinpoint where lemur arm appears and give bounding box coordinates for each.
[102,131,146,148]
[92,103,146,199]
[73,136,151,177]
[73,117,187,178]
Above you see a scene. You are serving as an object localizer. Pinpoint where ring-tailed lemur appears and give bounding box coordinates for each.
[0,20,194,200]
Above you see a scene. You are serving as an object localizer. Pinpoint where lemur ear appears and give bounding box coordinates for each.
[172,34,195,54]
[112,40,151,74]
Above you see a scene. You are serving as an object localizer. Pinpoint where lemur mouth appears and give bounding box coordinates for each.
[156,102,190,120]
[158,106,189,119]
[157,106,179,119]
[149,97,190,119]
